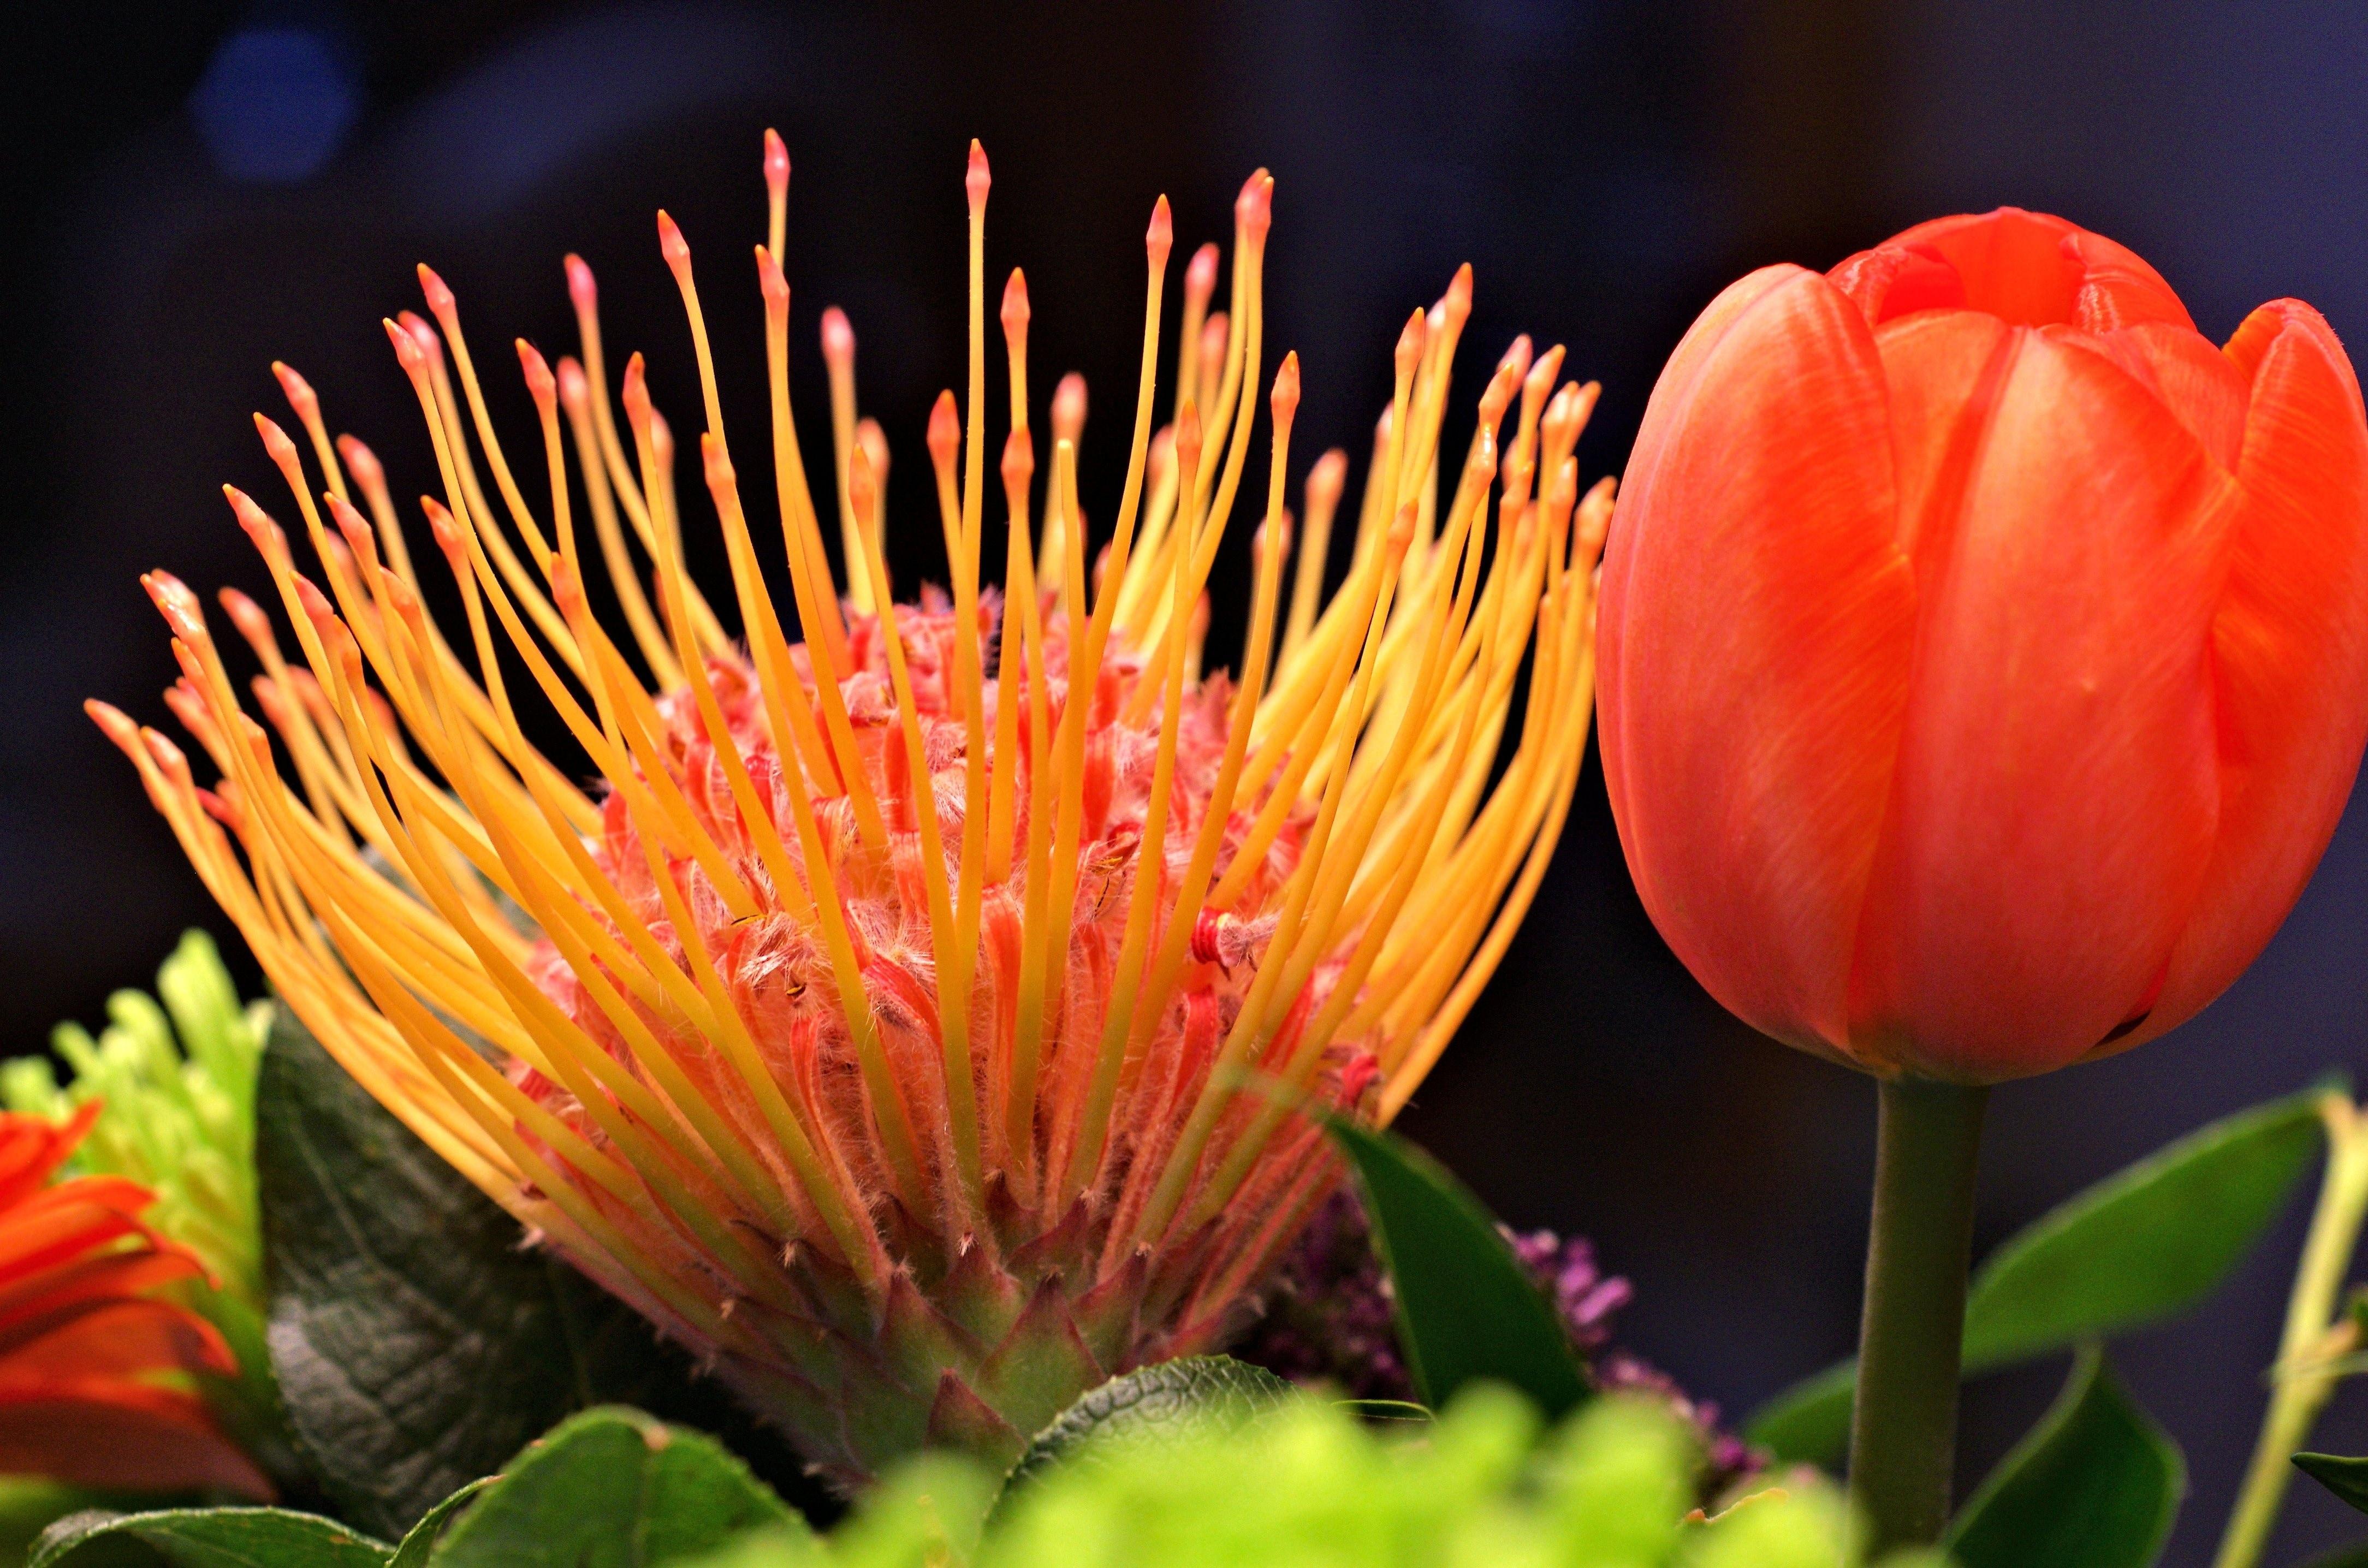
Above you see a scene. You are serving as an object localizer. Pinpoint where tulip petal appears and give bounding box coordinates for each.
[1888,210,2192,334]
[1849,327,2239,1078]
[1601,266,1912,1056]
[1872,310,2019,565]
[2094,323,2251,472]
[2121,300,2368,1049]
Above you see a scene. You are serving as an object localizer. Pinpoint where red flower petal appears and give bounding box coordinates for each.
[1601,266,1913,1058]
[1885,209,2192,334]
[0,1389,271,1499]
[0,1297,237,1383]
[2125,300,2368,1049]
[1848,326,2240,1078]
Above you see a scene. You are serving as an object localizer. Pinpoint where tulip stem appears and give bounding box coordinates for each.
[2212,1093,2368,1568]
[1849,1074,1989,1552]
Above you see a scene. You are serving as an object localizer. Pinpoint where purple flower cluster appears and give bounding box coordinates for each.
[1237,1191,1759,1491]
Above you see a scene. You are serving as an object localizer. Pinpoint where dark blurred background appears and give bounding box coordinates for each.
[4,1,2366,1560]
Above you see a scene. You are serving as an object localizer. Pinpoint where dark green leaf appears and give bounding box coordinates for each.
[1946,1345,2183,1568]
[257,1010,817,1539]
[0,1480,107,1568]
[1002,1356,1293,1492]
[1747,1086,2329,1462]
[1325,1117,1589,1419]
[30,1507,389,1568]
[1962,1089,2327,1365]
[2292,1539,2368,1568]
[385,1482,488,1568]
[422,1407,802,1568]
[2297,1453,2368,1516]
[1738,1362,1855,1466]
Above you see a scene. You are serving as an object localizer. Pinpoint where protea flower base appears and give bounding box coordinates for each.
[97,133,1603,1482]
[753,1185,1227,1482]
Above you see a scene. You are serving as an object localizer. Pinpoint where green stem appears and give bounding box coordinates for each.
[2213,1094,2368,1568]
[1849,1075,1990,1552]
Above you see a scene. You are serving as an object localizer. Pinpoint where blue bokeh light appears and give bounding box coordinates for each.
[189,26,360,183]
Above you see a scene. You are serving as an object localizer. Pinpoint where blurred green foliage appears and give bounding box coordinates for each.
[679,1386,1947,1568]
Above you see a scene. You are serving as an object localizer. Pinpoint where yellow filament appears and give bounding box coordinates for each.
[823,312,868,613]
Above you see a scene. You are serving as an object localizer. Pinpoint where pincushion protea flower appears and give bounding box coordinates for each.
[0,1108,269,1496]
[94,133,1606,1483]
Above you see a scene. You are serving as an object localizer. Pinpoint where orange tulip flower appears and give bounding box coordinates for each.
[1599,207,2368,1084]
[0,1106,269,1497]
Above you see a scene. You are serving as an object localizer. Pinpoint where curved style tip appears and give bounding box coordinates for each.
[564,253,597,312]
[1236,169,1273,237]
[1185,242,1219,302]
[336,435,382,488]
[1308,448,1348,507]
[382,318,427,377]
[855,417,888,482]
[271,361,317,414]
[1147,196,1173,263]
[763,128,790,192]
[1394,309,1428,376]
[517,338,555,402]
[756,245,788,308]
[821,306,855,366]
[928,390,960,461]
[1052,372,1087,441]
[1271,352,1301,425]
[252,412,298,464]
[417,263,455,318]
[619,352,651,424]
[657,210,691,270]
[1445,263,1474,319]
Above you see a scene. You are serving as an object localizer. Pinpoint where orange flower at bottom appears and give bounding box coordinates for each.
[0,1107,269,1498]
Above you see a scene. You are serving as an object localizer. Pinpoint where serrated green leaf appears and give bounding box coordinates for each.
[1001,1356,1293,1493]
[29,1506,389,1568]
[2297,1453,2368,1516]
[257,1011,818,1539]
[1325,1117,1589,1419]
[1747,1086,2328,1462]
[422,1407,801,1568]
[1945,1345,2183,1568]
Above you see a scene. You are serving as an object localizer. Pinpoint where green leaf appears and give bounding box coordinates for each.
[1325,1117,1589,1419]
[2292,1540,2368,1568]
[2297,1453,2368,1516]
[1002,1356,1293,1492]
[1739,1362,1855,1466]
[385,1482,488,1568]
[1945,1345,2183,1568]
[256,1010,814,1538]
[0,1480,109,1568]
[29,1507,389,1568]
[421,1407,802,1568]
[1747,1086,2329,1462]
